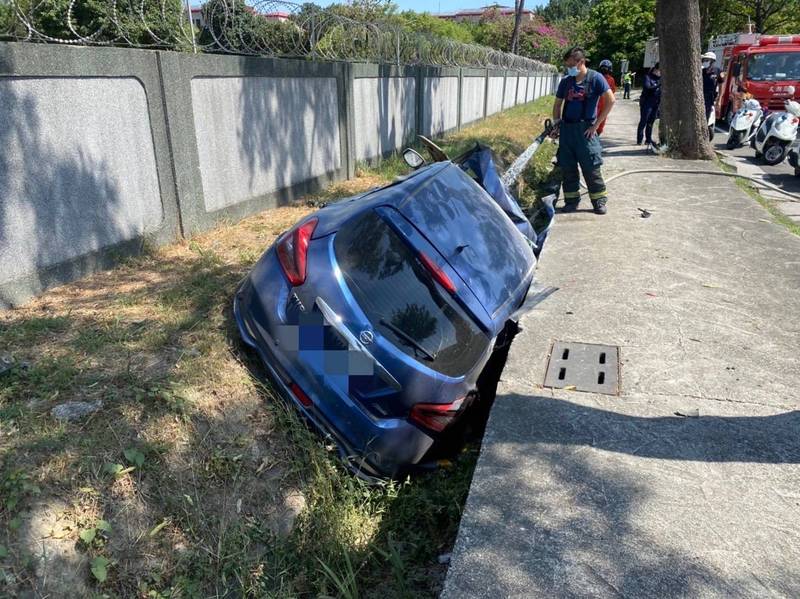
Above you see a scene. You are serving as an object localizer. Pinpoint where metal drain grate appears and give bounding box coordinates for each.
[543,341,620,395]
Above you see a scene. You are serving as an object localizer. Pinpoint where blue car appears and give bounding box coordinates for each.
[234,142,554,478]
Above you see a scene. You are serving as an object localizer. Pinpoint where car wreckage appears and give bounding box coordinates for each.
[234,137,555,478]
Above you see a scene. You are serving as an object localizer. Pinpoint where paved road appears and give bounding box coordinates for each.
[713,122,800,196]
[443,97,800,598]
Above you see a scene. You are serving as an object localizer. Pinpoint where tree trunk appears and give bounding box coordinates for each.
[755,0,764,32]
[510,0,524,54]
[656,0,715,160]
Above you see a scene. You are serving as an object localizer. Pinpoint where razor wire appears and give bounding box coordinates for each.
[0,0,555,71]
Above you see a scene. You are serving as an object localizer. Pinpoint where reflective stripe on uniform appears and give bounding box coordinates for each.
[589,190,607,200]
[563,191,581,199]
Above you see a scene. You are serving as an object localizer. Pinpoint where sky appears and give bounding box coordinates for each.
[307,0,547,15]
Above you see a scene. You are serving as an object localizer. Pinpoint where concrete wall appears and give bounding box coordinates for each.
[487,76,505,115]
[0,40,557,308]
[422,75,460,136]
[191,76,342,212]
[460,75,487,126]
[0,75,163,289]
[503,75,518,109]
[352,73,416,162]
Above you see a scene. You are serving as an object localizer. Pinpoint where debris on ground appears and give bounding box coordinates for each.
[50,400,103,422]
[638,208,653,218]
[675,408,700,418]
[438,553,452,565]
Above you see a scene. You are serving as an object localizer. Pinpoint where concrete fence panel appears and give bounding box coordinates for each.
[191,76,342,213]
[352,65,417,163]
[503,74,518,109]
[487,75,504,115]
[421,74,459,136]
[460,73,487,126]
[0,43,179,308]
[158,52,349,237]
[516,75,527,105]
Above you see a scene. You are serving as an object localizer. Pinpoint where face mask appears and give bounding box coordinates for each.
[702,60,711,69]
[567,66,580,76]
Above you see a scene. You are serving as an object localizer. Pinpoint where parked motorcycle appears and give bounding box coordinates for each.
[752,97,800,165]
[726,98,763,149]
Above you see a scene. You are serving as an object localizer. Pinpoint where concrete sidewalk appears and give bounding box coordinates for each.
[443,98,800,597]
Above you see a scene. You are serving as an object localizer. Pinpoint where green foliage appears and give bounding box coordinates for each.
[79,519,112,547]
[12,0,191,47]
[586,0,655,71]
[124,447,146,467]
[703,0,800,36]
[1,469,41,515]
[537,0,595,23]
[200,0,302,55]
[473,12,571,63]
[90,555,111,583]
[394,10,475,44]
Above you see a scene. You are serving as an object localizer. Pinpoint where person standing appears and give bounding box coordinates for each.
[550,47,615,215]
[636,62,661,146]
[701,51,722,127]
[596,59,617,135]
[622,71,633,99]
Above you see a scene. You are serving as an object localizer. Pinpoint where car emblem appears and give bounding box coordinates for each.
[359,329,374,345]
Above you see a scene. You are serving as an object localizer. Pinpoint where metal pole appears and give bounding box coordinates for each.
[184,0,197,54]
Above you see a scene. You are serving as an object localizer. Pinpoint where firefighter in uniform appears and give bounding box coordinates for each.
[551,47,616,214]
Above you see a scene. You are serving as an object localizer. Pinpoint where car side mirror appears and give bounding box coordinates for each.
[733,63,741,78]
[403,148,425,169]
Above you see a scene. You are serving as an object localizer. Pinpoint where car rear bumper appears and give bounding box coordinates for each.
[233,277,434,478]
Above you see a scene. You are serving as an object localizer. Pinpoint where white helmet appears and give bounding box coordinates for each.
[743,98,761,111]
[785,99,800,117]
[701,51,717,62]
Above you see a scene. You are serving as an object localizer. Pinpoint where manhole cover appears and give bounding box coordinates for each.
[543,341,620,395]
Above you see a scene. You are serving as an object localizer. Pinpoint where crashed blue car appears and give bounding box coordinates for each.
[234,141,554,478]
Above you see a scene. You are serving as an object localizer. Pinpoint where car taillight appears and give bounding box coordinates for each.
[746,112,753,117]
[290,382,313,407]
[409,397,464,433]
[277,218,318,286]
[793,118,799,125]
[418,252,456,294]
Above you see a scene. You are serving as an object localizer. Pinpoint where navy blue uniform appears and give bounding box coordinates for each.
[637,71,661,145]
[555,69,610,207]
[703,65,721,119]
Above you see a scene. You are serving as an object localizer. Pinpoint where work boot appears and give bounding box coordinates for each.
[592,198,608,215]
[561,202,580,213]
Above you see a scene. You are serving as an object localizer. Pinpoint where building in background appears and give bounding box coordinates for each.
[438,4,535,23]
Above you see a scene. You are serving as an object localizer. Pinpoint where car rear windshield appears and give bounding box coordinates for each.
[334,210,491,378]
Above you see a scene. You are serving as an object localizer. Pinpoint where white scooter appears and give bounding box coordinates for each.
[726,98,763,149]
[708,105,716,141]
[753,98,800,165]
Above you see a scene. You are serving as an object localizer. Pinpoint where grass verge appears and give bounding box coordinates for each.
[0,96,555,597]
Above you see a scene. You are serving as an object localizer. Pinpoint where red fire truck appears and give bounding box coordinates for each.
[712,33,800,121]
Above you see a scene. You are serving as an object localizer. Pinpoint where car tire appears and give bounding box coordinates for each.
[709,126,715,141]
[763,140,787,165]
[726,131,740,149]
[795,166,800,177]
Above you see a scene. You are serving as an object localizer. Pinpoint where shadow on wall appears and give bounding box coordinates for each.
[0,72,142,306]
[233,72,341,209]
[422,76,453,138]
[449,394,800,596]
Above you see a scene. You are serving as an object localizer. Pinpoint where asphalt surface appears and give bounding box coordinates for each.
[713,121,800,197]
[443,98,800,598]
